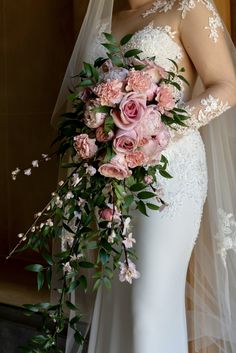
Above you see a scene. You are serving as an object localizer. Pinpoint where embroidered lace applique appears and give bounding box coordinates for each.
[123,22,183,71]
[215,208,236,266]
[171,94,231,137]
[142,0,224,43]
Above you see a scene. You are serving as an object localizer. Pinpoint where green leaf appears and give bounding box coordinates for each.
[136,200,148,216]
[146,203,160,211]
[103,277,111,289]
[108,54,123,67]
[77,79,94,87]
[79,275,88,290]
[130,182,147,192]
[169,81,181,91]
[66,280,80,294]
[25,264,43,272]
[66,301,78,311]
[124,49,142,58]
[177,74,190,86]
[93,278,102,291]
[103,146,116,163]
[101,43,120,53]
[23,304,39,313]
[133,64,146,70]
[93,105,110,113]
[83,62,93,78]
[167,58,179,71]
[120,33,133,46]
[124,194,134,208]
[103,32,117,44]
[159,170,173,179]
[42,253,53,266]
[37,271,44,290]
[104,115,115,133]
[137,191,156,199]
[78,261,94,268]
[74,331,84,345]
[63,223,75,234]
[99,248,109,266]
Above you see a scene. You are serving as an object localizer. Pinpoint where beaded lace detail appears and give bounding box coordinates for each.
[123,22,183,71]
[215,208,236,266]
[157,130,208,223]
[142,0,224,43]
[172,95,231,136]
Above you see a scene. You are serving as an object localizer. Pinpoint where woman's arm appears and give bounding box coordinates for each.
[172,0,236,136]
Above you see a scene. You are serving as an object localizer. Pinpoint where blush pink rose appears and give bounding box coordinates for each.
[98,154,132,180]
[142,60,166,83]
[113,129,138,154]
[74,134,98,159]
[84,102,106,129]
[141,140,162,166]
[112,92,146,130]
[96,126,114,142]
[125,151,145,168]
[93,79,124,106]
[125,70,153,93]
[136,105,162,143]
[153,124,171,151]
[155,85,175,114]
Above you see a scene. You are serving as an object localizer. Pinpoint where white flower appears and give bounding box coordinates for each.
[63,262,72,273]
[86,165,96,176]
[42,154,48,159]
[40,222,45,229]
[32,160,39,168]
[122,217,131,235]
[78,198,86,207]
[119,260,140,284]
[74,211,81,219]
[11,168,20,180]
[108,229,116,244]
[58,180,64,187]
[72,173,82,187]
[65,191,74,200]
[55,196,63,208]
[34,212,42,218]
[62,233,74,249]
[17,233,24,238]
[31,226,36,232]
[70,253,83,261]
[122,233,136,249]
[24,168,32,176]
[46,219,53,227]
[46,205,51,211]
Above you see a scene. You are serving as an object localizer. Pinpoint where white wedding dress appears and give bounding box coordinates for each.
[62,2,236,353]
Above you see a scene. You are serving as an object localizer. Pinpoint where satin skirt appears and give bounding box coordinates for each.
[87,130,208,353]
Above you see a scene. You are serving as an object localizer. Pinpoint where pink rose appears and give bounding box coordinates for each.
[153,124,171,151]
[84,102,106,128]
[136,105,162,143]
[125,151,145,168]
[99,208,113,221]
[141,140,162,166]
[142,60,166,83]
[113,129,138,154]
[96,126,114,142]
[102,60,129,81]
[98,154,132,180]
[155,85,175,114]
[112,92,146,130]
[125,70,153,94]
[93,79,124,106]
[74,134,98,159]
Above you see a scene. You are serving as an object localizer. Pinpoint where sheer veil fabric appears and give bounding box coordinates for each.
[51,1,236,352]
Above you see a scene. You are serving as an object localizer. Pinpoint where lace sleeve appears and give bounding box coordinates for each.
[172,0,236,137]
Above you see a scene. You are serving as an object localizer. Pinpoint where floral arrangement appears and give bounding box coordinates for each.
[9,32,189,352]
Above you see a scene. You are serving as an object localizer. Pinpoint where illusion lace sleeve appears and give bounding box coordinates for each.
[172,0,236,136]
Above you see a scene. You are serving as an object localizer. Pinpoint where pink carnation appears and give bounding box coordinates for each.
[155,85,175,114]
[74,134,98,159]
[126,70,152,94]
[98,154,132,180]
[93,79,124,106]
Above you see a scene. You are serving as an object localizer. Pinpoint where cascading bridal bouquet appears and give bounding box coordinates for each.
[9,32,190,351]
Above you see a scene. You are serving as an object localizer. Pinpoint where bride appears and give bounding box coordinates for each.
[52,1,236,352]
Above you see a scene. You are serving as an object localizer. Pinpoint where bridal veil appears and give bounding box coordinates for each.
[51,1,236,352]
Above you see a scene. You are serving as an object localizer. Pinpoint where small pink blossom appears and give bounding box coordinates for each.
[155,85,175,114]
[154,124,171,151]
[99,204,121,222]
[74,134,98,159]
[98,154,132,180]
[125,151,145,168]
[126,70,152,94]
[113,129,138,154]
[122,233,136,249]
[112,92,146,130]
[96,126,114,142]
[144,175,154,184]
[119,260,140,284]
[93,79,124,106]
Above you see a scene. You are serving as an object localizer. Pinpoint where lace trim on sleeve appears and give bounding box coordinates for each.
[170,94,231,137]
